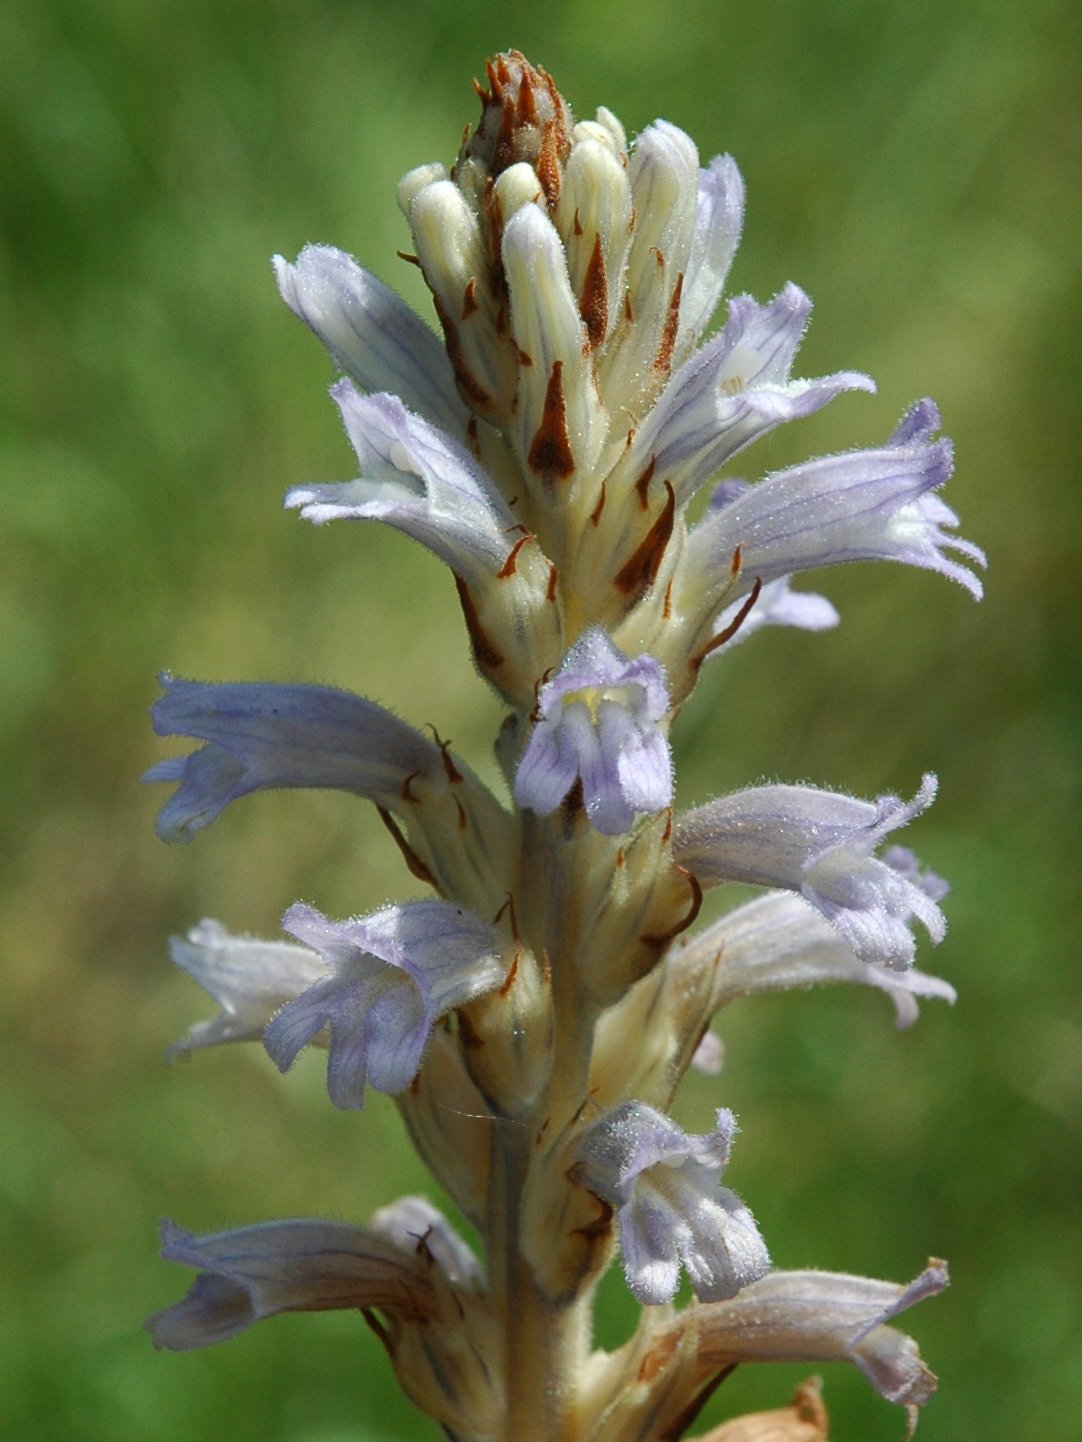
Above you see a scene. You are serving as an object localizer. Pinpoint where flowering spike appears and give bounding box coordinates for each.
[147,52,978,1437]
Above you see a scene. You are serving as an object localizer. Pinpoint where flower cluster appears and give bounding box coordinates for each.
[147,53,981,1439]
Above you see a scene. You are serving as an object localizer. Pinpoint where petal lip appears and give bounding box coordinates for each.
[574,1101,770,1304]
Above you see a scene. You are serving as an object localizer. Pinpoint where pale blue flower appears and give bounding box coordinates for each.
[622,284,875,507]
[675,775,944,969]
[286,385,521,585]
[167,918,329,1055]
[263,900,505,1109]
[513,628,672,834]
[147,1218,436,1351]
[145,676,442,842]
[689,399,986,599]
[573,1102,769,1304]
[274,244,468,436]
[691,1260,949,1409]
[681,891,957,1038]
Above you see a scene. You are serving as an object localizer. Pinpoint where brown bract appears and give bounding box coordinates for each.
[460,51,573,198]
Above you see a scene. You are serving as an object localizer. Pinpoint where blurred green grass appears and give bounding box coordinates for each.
[2,0,1079,1438]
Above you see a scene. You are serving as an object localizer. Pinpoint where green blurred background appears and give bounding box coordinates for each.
[2,0,1078,1437]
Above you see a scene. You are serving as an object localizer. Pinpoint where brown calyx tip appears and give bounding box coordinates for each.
[579,232,609,350]
[634,456,656,510]
[690,576,763,672]
[454,574,506,672]
[433,294,492,412]
[492,891,521,941]
[424,724,465,784]
[376,807,439,890]
[527,360,577,479]
[570,1195,614,1245]
[614,480,676,597]
[589,480,607,527]
[640,865,703,952]
[497,531,533,578]
[652,271,684,378]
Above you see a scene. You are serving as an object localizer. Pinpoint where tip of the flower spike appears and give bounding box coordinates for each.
[459,52,572,190]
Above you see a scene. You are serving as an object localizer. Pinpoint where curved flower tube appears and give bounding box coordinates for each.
[688,400,986,600]
[274,244,468,436]
[145,676,447,842]
[675,153,745,360]
[147,1218,436,1351]
[677,890,957,1044]
[286,385,525,587]
[687,1260,949,1410]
